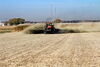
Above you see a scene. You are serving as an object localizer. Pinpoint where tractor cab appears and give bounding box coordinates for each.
[44,22,55,34]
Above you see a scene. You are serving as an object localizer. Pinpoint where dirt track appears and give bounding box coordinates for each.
[0,32,100,67]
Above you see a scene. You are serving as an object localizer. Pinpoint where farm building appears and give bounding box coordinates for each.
[0,22,4,26]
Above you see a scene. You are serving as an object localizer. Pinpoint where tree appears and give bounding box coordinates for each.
[8,18,25,25]
[53,19,62,23]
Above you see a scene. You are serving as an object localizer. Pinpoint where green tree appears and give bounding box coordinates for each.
[8,18,25,25]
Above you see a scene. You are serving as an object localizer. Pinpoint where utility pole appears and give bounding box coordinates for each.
[54,5,57,19]
[46,3,57,22]
[51,3,57,20]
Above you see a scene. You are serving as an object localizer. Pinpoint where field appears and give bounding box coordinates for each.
[55,22,100,33]
[0,26,15,33]
[0,24,31,33]
[0,32,100,67]
[1,22,100,34]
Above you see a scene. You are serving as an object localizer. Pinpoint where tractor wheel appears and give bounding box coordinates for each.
[44,31,47,34]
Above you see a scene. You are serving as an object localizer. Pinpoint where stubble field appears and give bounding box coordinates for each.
[0,32,100,67]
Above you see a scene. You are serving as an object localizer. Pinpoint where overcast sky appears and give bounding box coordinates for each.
[0,0,100,21]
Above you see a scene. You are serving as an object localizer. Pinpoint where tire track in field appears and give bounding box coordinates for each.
[1,34,60,57]
[1,33,61,63]
[0,33,100,67]
[0,34,46,60]
[68,34,95,67]
[61,33,100,67]
[2,36,70,66]
[7,34,71,67]
[80,33,100,67]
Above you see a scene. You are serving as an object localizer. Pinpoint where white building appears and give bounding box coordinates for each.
[0,22,4,26]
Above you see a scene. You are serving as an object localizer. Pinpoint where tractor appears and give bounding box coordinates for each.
[44,22,56,34]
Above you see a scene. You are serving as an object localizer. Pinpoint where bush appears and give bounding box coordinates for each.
[23,24,45,34]
[14,24,31,31]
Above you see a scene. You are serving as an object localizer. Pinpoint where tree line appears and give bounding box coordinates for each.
[4,18,62,26]
[3,18,100,26]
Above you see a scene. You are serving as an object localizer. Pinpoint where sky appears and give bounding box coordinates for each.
[0,0,100,21]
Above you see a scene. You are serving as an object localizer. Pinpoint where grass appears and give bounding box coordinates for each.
[0,26,15,33]
[1,22,100,34]
[0,31,11,34]
[14,24,31,32]
[23,23,45,34]
[55,22,100,33]
[0,24,31,33]
[23,22,100,34]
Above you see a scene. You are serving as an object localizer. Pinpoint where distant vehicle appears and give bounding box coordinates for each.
[44,22,55,34]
